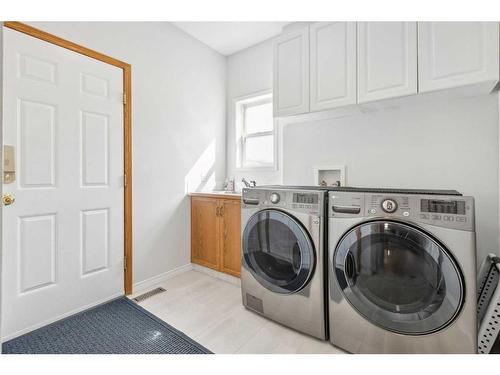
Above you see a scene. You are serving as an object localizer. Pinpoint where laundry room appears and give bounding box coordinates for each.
[1,0,500,373]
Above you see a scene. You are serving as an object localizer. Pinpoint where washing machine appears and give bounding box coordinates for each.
[328,188,477,353]
[241,186,328,340]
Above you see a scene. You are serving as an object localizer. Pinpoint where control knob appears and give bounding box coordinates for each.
[381,199,398,213]
[269,192,280,204]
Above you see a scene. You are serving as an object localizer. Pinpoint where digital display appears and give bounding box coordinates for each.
[421,199,465,215]
[293,193,318,204]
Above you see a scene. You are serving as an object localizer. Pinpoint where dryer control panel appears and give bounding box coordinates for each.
[329,191,474,232]
[242,188,326,217]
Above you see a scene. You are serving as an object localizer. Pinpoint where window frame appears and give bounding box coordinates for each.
[235,91,277,171]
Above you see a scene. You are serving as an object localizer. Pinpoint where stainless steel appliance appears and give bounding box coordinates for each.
[241,186,327,339]
[328,188,477,353]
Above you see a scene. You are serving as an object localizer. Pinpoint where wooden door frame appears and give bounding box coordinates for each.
[3,21,133,294]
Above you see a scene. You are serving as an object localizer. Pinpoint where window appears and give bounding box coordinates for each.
[236,93,276,169]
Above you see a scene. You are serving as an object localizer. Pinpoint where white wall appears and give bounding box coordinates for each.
[226,38,281,190]
[27,22,227,286]
[283,95,499,263]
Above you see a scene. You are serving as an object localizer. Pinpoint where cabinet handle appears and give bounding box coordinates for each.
[220,206,224,217]
[216,207,220,216]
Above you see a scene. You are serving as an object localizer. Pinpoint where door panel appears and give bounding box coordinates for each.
[357,22,417,103]
[242,209,315,294]
[2,28,124,340]
[334,220,464,335]
[81,209,109,276]
[418,22,499,92]
[220,199,241,277]
[81,72,109,98]
[310,22,357,111]
[19,99,56,187]
[273,27,309,116]
[19,53,57,84]
[81,111,109,186]
[191,197,219,270]
[19,214,57,293]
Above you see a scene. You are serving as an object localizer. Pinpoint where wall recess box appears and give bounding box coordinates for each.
[313,165,346,187]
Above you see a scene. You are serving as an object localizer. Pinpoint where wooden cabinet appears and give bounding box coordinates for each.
[191,197,220,270]
[310,22,357,111]
[273,27,309,117]
[418,22,499,93]
[190,194,241,277]
[357,22,417,103]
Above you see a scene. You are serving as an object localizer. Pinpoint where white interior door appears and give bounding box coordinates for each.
[2,28,124,340]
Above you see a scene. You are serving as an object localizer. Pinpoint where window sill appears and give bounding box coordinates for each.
[235,165,279,172]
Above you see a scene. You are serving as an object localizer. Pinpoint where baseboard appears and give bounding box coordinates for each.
[192,264,241,287]
[1,291,124,343]
[131,263,194,295]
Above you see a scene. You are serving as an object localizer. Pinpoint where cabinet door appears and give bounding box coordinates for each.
[191,197,219,270]
[273,27,309,117]
[418,22,499,92]
[357,22,417,103]
[219,199,241,277]
[310,22,356,111]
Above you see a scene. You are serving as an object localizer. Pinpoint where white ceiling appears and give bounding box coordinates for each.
[173,22,290,56]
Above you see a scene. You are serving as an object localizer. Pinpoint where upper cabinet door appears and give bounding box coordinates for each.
[273,27,309,117]
[418,22,499,92]
[310,22,357,112]
[357,22,417,103]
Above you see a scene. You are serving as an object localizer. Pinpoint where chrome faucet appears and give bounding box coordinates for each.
[242,178,257,188]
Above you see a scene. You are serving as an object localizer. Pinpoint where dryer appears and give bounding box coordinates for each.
[328,188,477,353]
[241,186,327,340]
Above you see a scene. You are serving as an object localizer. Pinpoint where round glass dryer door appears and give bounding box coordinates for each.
[334,220,464,335]
[242,209,315,294]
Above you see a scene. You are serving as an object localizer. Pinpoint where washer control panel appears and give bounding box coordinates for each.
[242,188,325,216]
[369,194,473,231]
[329,191,474,231]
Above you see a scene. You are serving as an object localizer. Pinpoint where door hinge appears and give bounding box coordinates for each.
[123,93,127,105]
[123,173,127,188]
[124,256,128,270]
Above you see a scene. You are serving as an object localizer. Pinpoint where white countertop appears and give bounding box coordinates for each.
[188,191,242,199]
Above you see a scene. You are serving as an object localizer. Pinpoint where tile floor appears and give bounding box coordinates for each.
[132,269,344,354]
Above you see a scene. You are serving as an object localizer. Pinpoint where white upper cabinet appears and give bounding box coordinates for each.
[273,27,310,117]
[273,22,500,117]
[357,22,417,103]
[309,22,357,111]
[418,22,499,92]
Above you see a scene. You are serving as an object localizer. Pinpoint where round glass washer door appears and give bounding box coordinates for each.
[334,220,464,335]
[242,209,315,294]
